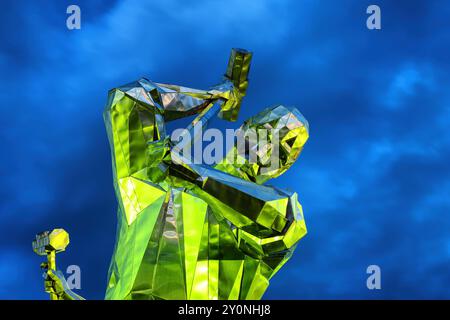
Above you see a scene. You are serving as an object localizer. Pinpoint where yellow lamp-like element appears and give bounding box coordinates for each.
[32,229,69,300]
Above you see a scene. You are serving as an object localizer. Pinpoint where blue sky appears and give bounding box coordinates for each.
[1,0,450,299]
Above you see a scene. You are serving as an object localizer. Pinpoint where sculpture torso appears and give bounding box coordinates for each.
[106,187,277,300]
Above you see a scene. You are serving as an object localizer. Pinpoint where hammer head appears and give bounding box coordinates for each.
[225,48,252,97]
[219,48,253,122]
[32,228,70,256]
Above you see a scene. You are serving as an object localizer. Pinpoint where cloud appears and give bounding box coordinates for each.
[384,63,436,109]
[0,249,45,299]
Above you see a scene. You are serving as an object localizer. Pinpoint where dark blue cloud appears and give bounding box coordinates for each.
[0,0,449,299]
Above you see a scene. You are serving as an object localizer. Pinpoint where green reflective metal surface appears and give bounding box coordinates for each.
[36,48,309,300]
[103,48,309,300]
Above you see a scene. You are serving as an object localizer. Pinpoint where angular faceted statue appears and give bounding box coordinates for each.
[41,49,310,300]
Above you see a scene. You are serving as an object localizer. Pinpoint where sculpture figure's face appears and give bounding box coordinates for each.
[233,105,309,184]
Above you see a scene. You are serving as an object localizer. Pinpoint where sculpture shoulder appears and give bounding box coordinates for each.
[104,77,166,115]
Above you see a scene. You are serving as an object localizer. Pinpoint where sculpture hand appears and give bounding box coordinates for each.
[44,269,85,300]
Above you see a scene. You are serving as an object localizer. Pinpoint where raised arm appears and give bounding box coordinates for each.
[103,48,252,183]
[103,49,252,225]
[155,47,252,122]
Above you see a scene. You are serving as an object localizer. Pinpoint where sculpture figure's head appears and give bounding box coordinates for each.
[217,105,309,184]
